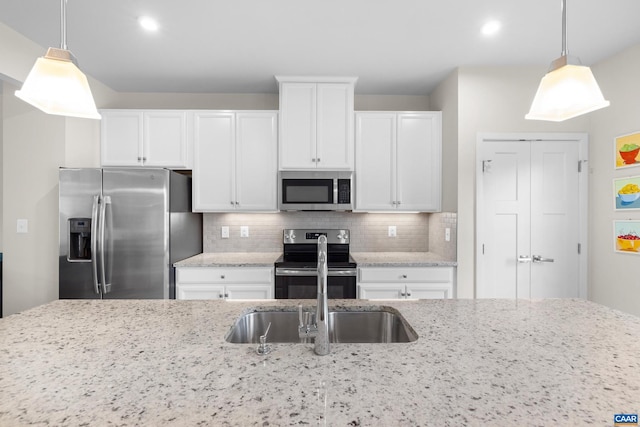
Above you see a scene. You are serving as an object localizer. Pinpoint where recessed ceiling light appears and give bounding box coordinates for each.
[481,20,501,36]
[138,16,159,32]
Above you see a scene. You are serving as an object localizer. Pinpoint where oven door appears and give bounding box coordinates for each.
[275,268,357,299]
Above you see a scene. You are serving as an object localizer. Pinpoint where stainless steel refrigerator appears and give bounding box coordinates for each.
[59,168,202,299]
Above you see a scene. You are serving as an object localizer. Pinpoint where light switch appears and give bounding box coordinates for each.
[445,227,451,242]
[221,226,230,239]
[388,225,397,237]
[17,219,28,233]
[240,226,249,238]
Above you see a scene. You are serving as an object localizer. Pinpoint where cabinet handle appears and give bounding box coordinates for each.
[235,201,239,206]
[407,292,412,297]
[400,292,406,297]
[230,201,234,206]
[401,274,407,279]
[317,158,320,162]
[311,158,316,163]
[391,201,396,205]
[137,157,142,162]
[142,157,147,162]
[397,201,401,205]
[224,293,229,298]
[219,294,224,298]
[220,275,225,279]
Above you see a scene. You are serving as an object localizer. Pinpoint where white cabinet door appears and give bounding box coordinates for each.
[355,113,396,210]
[176,284,225,300]
[278,79,355,170]
[143,111,188,168]
[396,113,441,211]
[355,112,442,212]
[226,284,274,300]
[235,112,278,211]
[279,83,317,169]
[358,283,405,299]
[101,111,143,166]
[316,84,353,169]
[193,111,278,212]
[193,112,235,211]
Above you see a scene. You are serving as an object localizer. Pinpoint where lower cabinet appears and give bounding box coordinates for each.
[357,266,454,299]
[176,267,274,300]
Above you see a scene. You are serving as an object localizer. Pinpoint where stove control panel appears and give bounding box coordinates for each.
[283,229,350,244]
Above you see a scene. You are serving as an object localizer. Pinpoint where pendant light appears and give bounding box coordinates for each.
[15,0,101,120]
[525,0,609,122]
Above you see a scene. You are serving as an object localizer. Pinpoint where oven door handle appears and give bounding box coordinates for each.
[275,268,357,277]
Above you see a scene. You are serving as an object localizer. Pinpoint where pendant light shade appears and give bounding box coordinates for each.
[14,0,101,120]
[526,0,609,121]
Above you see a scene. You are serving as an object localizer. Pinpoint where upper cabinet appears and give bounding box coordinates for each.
[100,110,190,169]
[192,111,278,212]
[276,76,357,170]
[355,112,442,212]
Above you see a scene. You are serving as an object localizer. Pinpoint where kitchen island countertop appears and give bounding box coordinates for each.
[174,252,281,267]
[1,298,639,426]
[351,251,457,267]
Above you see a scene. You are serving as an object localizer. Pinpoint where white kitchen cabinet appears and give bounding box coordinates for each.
[277,77,357,170]
[192,111,278,212]
[100,110,190,168]
[355,112,442,212]
[176,266,274,300]
[357,266,454,299]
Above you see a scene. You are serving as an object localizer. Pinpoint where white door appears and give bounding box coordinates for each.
[316,83,353,169]
[143,111,188,168]
[477,136,586,299]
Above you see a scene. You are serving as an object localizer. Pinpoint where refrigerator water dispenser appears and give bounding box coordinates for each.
[68,218,92,261]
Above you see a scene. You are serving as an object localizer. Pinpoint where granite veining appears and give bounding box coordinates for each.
[173,252,281,267]
[1,299,639,426]
[352,251,457,267]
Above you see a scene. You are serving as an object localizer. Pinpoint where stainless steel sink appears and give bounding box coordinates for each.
[225,306,418,344]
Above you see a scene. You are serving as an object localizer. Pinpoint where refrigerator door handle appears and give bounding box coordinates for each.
[91,195,101,295]
[99,195,112,294]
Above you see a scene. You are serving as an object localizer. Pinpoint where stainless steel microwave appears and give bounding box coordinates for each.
[278,171,353,211]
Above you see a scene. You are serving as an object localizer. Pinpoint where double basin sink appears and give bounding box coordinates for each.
[225,306,418,344]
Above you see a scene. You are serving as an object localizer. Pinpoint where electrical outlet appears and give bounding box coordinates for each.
[240,226,249,238]
[17,219,28,234]
[388,225,397,237]
[445,227,451,242]
[221,226,230,239]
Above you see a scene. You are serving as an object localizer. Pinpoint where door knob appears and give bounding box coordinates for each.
[518,255,532,263]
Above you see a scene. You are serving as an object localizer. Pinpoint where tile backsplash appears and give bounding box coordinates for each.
[203,211,457,259]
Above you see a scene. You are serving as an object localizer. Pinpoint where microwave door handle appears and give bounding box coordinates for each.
[333,179,338,205]
[90,195,101,295]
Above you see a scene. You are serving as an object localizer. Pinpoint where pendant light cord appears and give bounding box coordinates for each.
[60,0,67,50]
[561,0,568,56]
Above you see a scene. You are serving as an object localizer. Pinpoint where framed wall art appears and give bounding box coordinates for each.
[615,131,640,169]
[614,220,640,254]
[614,176,640,210]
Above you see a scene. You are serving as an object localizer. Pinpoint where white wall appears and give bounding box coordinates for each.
[430,70,459,213]
[455,66,589,298]
[588,45,640,316]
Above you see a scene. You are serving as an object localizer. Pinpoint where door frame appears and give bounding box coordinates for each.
[475,132,589,299]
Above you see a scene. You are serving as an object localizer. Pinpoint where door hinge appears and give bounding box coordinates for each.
[482,160,492,173]
[578,160,587,173]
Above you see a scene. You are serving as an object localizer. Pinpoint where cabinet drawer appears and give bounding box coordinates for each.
[176,267,273,284]
[359,267,453,283]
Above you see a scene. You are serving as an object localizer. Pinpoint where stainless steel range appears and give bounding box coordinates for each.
[274,229,357,299]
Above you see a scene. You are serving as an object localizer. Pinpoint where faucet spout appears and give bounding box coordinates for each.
[315,235,330,355]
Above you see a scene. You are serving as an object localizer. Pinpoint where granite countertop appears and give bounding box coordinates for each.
[351,251,457,267]
[174,252,281,267]
[1,298,639,426]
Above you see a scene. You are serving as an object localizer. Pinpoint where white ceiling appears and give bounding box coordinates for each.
[1,0,640,95]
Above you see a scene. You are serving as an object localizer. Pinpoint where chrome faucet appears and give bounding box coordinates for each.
[298,235,330,355]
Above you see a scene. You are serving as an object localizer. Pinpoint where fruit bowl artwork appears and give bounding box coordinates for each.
[618,183,640,203]
[617,234,640,252]
[619,143,640,165]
